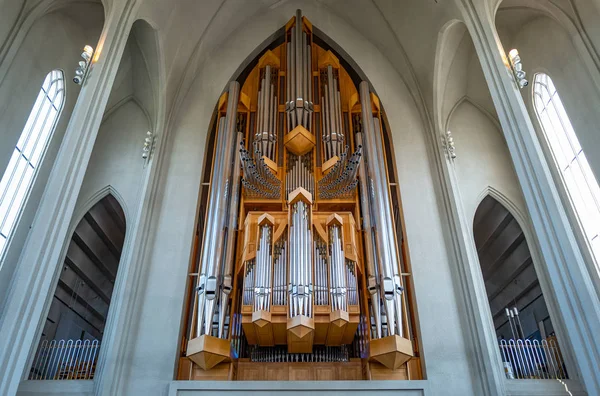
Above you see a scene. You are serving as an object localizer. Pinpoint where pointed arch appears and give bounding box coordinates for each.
[445,96,502,134]
[70,184,129,235]
[28,185,128,380]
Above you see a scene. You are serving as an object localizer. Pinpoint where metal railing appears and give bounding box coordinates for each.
[499,339,567,380]
[29,339,100,380]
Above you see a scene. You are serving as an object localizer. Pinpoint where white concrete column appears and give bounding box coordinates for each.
[456,0,600,393]
[0,1,137,395]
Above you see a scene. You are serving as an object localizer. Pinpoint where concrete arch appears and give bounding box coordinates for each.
[445,95,502,135]
[102,95,150,126]
[474,185,529,231]
[72,185,129,232]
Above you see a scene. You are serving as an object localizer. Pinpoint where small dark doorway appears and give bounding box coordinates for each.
[29,194,125,380]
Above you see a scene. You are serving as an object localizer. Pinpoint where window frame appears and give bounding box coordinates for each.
[0,69,66,259]
[531,71,600,270]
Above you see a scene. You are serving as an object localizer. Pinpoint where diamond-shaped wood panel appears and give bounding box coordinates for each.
[369,335,414,370]
[186,335,230,371]
[287,315,314,353]
[284,125,316,156]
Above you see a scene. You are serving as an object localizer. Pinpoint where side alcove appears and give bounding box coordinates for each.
[177,10,422,382]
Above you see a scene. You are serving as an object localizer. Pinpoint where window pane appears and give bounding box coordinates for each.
[1,165,34,236]
[533,73,600,266]
[22,99,52,160]
[31,107,58,167]
[539,110,570,170]
[0,151,20,198]
[0,70,64,257]
[0,157,28,227]
[16,90,46,150]
[552,96,581,153]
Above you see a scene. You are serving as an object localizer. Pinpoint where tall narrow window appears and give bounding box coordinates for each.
[533,73,600,264]
[0,70,65,256]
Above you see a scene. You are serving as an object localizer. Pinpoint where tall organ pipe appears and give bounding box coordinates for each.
[329,225,347,312]
[195,81,240,338]
[288,201,313,318]
[286,9,312,131]
[359,81,403,337]
[217,131,244,338]
[255,66,278,161]
[355,132,382,338]
[254,225,272,312]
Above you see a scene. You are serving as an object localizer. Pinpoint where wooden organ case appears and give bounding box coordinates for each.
[179,10,422,382]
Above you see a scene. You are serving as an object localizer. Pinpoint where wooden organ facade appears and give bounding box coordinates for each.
[178,10,422,381]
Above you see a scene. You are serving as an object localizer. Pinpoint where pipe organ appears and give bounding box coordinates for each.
[182,10,420,381]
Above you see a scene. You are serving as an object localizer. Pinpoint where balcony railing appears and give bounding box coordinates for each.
[29,339,100,380]
[499,338,567,380]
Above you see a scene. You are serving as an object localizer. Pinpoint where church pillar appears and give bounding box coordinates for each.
[0,1,137,395]
[456,0,600,393]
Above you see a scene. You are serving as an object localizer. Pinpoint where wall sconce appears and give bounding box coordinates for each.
[142,131,155,160]
[73,45,94,85]
[441,130,456,160]
[508,49,528,89]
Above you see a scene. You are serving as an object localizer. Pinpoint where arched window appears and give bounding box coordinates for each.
[533,73,600,264]
[0,70,65,256]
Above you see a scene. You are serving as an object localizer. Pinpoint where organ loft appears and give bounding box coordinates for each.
[179,11,420,381]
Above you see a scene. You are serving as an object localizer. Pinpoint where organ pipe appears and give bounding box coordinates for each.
[318,145,362,199]
[240,141,281,198]
[321,65,344,161]
[195,81,240,338]
[355,132,382,338]
[254,224,273,312]
[314,238,328,306]
[255,65,278,161]
[218,131,244,338]
[359,81,404,337]
[288,200,313,318]
[329,224,347,312]
[286,10,313,131]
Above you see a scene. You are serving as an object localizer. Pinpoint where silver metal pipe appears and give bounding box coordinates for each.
[307,41,312,129]
[295,10,302,126]
[359,81,404,337]
[327,66,335,150]
[302,32,309,128]
[286,41,292,133]
[372,117,404,336]
[299,202,305,316]
[217,131,244,338]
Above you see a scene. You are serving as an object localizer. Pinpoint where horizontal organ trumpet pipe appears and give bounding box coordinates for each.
[184,9,417,380]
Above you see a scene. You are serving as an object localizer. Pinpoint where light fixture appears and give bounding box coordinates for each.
[507,49,528,89]
[142,131,155,160]
[441,130,456,160]
[73,45,94,85]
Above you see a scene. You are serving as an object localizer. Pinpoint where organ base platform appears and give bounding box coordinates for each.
[177,358,423,381]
